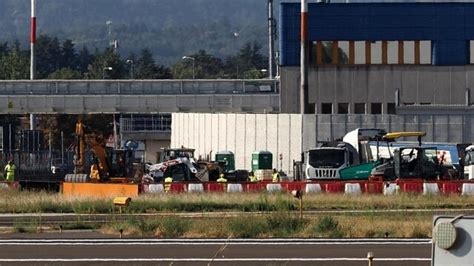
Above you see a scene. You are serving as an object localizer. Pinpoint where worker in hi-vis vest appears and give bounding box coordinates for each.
[272,169,280,182]
[4,160,16,182]
[164,176,173,193]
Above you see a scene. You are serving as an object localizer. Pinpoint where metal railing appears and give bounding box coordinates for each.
[0,79,278,95]
[121,115,172,133]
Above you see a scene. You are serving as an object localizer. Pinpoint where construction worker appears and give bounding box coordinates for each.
[4,160,16,182]
[272,168,280,183]
[164,176,173,193]
[217,173,227,192]
[217,173,227,183]
[248,171,258,182]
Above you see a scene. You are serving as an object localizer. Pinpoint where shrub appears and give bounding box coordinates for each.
[160,216,191,237]
[228,216,267,238]
[313,216,345,238]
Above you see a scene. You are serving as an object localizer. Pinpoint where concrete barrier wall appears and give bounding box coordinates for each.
[173,113,471,176]
[171,113,302,175]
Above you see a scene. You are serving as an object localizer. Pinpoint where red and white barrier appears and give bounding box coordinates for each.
[141,180,474,196]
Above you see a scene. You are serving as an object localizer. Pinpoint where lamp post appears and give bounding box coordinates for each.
[182,56,195,79]
[102,67,113,79]
[126,60,134,79]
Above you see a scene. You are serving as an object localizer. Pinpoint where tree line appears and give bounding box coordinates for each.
[0,35,269,80]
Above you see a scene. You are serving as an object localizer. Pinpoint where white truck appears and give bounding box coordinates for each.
[464,145,474,180]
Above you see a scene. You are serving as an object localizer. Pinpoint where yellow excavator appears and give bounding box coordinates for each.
[63,120,142,197]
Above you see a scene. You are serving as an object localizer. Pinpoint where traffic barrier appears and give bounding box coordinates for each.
[461,183,474,196]
[244,182,264,192]
[227,183,244,193]
[188,183,204,193]
[365,182,384,194]
[324,182,344,193]
[169,183,186,193]
[383,183,399,195]
[282,182,304,192]
[423,183,439,195]
[305,183,322,193]
[401,182,423,193]
[266,183,282,192]
[441,182,460,194]
[206,182,225,192]
[344,183,362,195]
[148,184,164,193]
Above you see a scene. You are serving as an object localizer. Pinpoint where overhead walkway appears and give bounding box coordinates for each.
[0,79,279,114]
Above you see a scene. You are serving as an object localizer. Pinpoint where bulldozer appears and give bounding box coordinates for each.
[63,120,143,197]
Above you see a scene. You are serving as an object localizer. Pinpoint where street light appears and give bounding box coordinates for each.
[182,56,195,79]
[102,67,113,79]
[126,60,134,79]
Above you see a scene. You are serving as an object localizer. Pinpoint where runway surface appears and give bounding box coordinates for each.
[0,233,432,266]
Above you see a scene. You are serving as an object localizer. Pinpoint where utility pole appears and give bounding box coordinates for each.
[267,0,275,79]
[30,0,37,130]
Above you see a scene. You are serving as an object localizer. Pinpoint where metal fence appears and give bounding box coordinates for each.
[121,115,172,133]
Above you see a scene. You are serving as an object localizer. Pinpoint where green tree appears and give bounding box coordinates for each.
[172,50,224,79]
[77,46,94,75]
[36,35,62,78]
[87,48,126,79]
[60,39,78,70]
[135,48,171,79]
[224,42,267,79]
[48,68,83,79]
[0,42,29,80]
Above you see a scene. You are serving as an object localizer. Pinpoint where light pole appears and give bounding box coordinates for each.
[102,67,113,79]
[182,56,195,79]
[126,60,134,79]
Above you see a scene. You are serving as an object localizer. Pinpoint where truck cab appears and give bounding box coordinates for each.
[304,143,358,180]
[464,145,474,180]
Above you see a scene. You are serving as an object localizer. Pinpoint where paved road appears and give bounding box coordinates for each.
[0,233,431,266]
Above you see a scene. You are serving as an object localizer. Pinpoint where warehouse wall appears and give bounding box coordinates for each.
[281,65,474,114]
[302,114,474,149]
[171,113,302,175]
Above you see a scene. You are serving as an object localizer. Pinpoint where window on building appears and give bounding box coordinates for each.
[371,103,382,114]
[420,41,431,64]
[337,103,349,114]
[338,41,350,64]
[387,41,398,64]
[321,103,333,114]
[404,41,415,64]
[371,41,382,64]
[354,103,366,114]
[354,41,366,64]
[471,41,474,64]
[387,103,396,114]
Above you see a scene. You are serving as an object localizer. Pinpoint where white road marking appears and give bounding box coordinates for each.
[0,258,431,262]
[0,238,432,246]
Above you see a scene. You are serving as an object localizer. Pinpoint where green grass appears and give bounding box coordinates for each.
[0,190,474,215]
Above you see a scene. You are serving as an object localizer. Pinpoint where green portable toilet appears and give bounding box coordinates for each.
[215,151,235,172]
[251,151,273,172]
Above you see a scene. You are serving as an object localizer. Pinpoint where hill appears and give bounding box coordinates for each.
[0,0,275,65]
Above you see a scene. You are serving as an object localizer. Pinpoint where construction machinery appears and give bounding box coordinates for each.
[303,128,386,180]
[63,120,142,197]
[370,132,459,180]
[145,148,225,183]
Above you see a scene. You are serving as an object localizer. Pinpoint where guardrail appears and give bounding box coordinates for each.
[0,79,278,95]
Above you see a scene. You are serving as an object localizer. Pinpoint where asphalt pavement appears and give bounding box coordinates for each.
[0,232,432,266]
